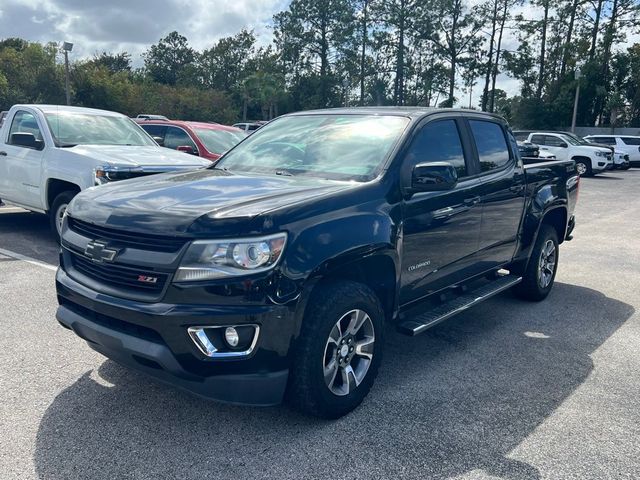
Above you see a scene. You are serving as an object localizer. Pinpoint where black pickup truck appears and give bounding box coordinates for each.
[56,108,578,418]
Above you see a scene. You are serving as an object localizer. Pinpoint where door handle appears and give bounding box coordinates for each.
[463,196,481,206]
[0,151,6,156]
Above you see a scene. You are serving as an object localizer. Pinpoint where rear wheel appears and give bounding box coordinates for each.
[49,191,76,242]
[287,281,384,418]
[513,225,559,301]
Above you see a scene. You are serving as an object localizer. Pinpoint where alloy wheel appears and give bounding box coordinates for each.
[538,239,556,288]
[322,309,375,396]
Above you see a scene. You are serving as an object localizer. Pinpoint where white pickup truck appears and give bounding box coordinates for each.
[526,132,612,176]
[0,105,209,238]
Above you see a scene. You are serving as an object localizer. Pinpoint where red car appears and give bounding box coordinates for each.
[135,119,246,162]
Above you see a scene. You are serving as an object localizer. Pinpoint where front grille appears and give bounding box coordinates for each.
[68,217,188,253]
[70,251,169,295]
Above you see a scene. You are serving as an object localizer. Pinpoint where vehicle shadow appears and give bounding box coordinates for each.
[34,283,633,479]
[588,174,625,180]
[0,208,58,264]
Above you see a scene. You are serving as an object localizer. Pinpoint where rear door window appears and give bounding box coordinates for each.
[469,120,511,173]
[530,134,546,145]
[163,126,197,152]
[140,124,167,144]
[620,137,640,146]
[594,136,616,145]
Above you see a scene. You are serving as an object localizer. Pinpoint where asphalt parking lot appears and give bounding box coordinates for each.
[1,171,639,480]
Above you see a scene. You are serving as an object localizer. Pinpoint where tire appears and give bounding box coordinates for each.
[49,191,77,242]
[513,224,559,302]
[287,281,385,419]
[574,158,592,177]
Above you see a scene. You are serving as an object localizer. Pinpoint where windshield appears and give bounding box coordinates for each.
[559,134,581,146]
[563,132,589,145]
[45,112,157,147]
[215,114,410,181]
[193,128,246,154]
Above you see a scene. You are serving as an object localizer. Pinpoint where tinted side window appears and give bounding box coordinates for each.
[141,124,167,139]
[530,134,546,145]
[405,120,467,178]
[469,120,510,172]
[545,135,566,147]
[513,131,530,141]
[595,136,616,145]
[164,126,197,151]
[620,137,640,146]
[8,110,44,147]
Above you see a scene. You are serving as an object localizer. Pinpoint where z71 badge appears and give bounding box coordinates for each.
[137,275,158,284]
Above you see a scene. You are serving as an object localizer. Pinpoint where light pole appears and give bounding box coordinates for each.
[62,41,73,105]
[571,67,581,133]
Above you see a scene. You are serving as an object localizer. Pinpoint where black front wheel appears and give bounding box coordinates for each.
[49,191,76,242]
[287,281,385,419]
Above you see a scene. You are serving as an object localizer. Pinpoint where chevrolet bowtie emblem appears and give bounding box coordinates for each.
[84,240,119,263]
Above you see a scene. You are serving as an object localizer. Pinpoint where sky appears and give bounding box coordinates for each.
[0,0,637,108]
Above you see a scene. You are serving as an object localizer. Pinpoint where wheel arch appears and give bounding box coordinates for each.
[293,249,399,335]
[46,178,81,212]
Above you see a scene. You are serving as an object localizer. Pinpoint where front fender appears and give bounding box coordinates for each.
[282,212,399,281]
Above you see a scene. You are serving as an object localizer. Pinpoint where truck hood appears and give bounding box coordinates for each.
[573,145,610,155]
[70,145,210,169]
[68,168,355,235]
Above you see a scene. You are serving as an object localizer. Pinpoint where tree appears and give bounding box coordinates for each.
[90,52,132,73]
[429,0,484,107]
[143,31,196,85]
[274,0,356,107]
[199,30,256,92]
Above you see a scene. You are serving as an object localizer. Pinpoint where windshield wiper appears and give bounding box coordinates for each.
[275,169,294,176]
[59,143,78,148]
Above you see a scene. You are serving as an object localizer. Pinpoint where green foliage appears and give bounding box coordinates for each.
[143,31,196,85]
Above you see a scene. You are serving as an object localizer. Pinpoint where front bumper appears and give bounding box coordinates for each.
[56,268,294,406]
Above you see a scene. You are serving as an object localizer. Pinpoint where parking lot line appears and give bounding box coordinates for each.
[0,247,57,271]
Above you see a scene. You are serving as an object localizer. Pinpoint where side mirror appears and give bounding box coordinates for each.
[11,132,39,149]
[152,136,164,146]
[177,145,196,155]
[411,162,458,192]
[559,142,568,148]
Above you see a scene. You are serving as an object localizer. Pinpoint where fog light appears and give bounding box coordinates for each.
[224,327,239,347]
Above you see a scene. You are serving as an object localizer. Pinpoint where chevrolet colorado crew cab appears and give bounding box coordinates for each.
[55,108,578,418]
[0,105,209,239]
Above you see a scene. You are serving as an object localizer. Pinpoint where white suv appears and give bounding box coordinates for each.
[527,132,612,176]
[584,135,640,168]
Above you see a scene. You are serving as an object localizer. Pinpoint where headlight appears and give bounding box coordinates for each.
[174,233,287,282]
[94,166,147,185]
[595,151,606,157]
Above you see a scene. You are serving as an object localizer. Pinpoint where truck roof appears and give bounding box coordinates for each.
[286,106,507,121]
[10,104,125,117]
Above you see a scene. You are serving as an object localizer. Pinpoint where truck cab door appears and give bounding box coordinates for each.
[399,117,484,305]
[467,120,526,267]
[0,110,46,209]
